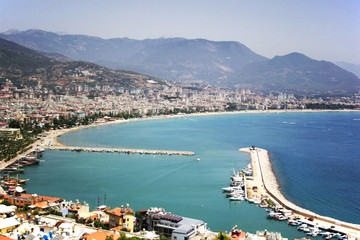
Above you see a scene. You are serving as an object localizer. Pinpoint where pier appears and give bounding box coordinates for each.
[47,146,196,156]
[239,147,360,237]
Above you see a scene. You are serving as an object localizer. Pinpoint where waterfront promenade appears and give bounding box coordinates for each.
[239,147,360,238]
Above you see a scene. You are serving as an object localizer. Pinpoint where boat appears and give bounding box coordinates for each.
[222,186,242,192]
[276,215,288,221]
[259,203,268,208]
[229,195,245,201]
[297,224,308,231]
[253,199,262,204]
[230,169,244,187]
[288,220,302,226]
[320,232,332,237]
[2,168,24,173]
[325,234,335,239]
[267,211,283,218]
[225,189,244,197]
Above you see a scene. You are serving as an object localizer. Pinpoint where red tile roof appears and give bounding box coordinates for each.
[83,231,120,240]
[107,207,134,217]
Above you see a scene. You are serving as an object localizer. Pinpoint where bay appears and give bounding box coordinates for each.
[20,112,360,239]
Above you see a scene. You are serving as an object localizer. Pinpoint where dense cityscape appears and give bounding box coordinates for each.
[1,78,359,128]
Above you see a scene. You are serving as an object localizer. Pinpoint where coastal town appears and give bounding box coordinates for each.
[1,0,360,239]
[0,78,359,128]
[0,78,360,240]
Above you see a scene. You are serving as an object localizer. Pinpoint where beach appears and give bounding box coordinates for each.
[239,147,360,238]
[1,109,360,237]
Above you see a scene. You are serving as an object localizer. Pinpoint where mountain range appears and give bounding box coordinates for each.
[1,29,359,93]
[0,37,166,90]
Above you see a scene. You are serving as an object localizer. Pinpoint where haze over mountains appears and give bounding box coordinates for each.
[1,29,360,93]
[0,37,166,89]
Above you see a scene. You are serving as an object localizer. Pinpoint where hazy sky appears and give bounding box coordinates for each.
[1,0,360,64]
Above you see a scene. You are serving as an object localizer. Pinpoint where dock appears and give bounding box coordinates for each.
[47,146,196,156]
[239,147,360,237]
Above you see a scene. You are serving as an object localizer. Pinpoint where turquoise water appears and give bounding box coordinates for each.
[20,112,360,239]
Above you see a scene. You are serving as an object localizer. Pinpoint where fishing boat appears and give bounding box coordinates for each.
[230,168,244,187]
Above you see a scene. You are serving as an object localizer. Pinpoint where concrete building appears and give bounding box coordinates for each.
[107,204,135,233]
[0,128,21,140]
[139,208,207,240]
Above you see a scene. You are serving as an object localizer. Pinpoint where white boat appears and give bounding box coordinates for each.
[277,215,288,221]
[229,195,245,201]
[253,199,261,204]
[297,224,308,231]
[226,189,244,197]
[267,211,282,218]
[222,186,242,192]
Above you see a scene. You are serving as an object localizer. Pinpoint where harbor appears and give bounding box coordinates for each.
[238,146,360,239]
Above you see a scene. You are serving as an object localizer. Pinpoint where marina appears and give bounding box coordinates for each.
[239,146,360,238]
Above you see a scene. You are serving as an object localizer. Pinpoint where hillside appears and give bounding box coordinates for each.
[0,37,166,89]
[234,53,360,93]
[0,29,268,87]
[1,30,359,94]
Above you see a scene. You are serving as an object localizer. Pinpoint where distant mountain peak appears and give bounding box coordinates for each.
[3,29,20,35]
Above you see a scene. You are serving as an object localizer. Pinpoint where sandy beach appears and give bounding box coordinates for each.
[239,147,360,238]
[1,109,359,237]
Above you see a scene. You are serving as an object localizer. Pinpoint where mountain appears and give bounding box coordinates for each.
[0,29,268,86]
[0,37,166,89]
[234,53,360,93]
[335,62,360,78]
[1,29,359,94]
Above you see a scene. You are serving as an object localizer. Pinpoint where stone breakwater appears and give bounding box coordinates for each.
[239,147,360,237]
[47,146,196,156]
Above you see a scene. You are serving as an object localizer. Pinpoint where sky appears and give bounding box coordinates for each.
[1,0,360,64]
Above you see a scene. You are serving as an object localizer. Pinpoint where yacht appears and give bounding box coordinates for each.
[229,195,245,201]
[222,186,242,192]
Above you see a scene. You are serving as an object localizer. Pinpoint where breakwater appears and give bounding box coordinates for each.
[239,147,360,237]
[47,146,196,156]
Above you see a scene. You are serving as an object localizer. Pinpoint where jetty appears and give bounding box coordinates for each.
[47,146,196,156]
[239,147,360,238]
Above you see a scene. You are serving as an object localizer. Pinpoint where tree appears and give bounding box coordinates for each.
[215,232,231,240]
[8,119,21,128]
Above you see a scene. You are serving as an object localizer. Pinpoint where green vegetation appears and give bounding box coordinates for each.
[215,231,231,240]
[306,103,356,110]
[94,220,109,230]
[105,233,145,240]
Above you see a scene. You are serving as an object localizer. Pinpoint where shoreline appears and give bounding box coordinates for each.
[1,109,359,236]
[48,108,360,148]
[239,147,360,237]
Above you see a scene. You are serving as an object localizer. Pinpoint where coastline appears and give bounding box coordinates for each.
[1,109,359,236]
[47,108,360,148]
[239,147,360,237]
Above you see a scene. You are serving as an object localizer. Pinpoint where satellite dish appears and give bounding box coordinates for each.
[15,186,24,193]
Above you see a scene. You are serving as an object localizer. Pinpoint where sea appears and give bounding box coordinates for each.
[20,111,360,239]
